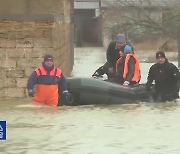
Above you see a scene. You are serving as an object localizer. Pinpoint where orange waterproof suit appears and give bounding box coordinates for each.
[33,66,62,106]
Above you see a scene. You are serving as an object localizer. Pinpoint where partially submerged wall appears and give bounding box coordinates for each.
[0,0,73,98]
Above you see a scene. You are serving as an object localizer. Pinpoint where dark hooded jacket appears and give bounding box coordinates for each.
[146,59,180,101]
[106,41,134,68]
[106,41,122,68]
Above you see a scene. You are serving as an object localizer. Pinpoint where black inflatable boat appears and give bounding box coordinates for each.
[63,77,151,106]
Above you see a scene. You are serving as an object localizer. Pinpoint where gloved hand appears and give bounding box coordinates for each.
[28,89,34,97]
[123,81,129,86]
[92,72,103,78]
[63,91,73,105]
[92,72,100,78]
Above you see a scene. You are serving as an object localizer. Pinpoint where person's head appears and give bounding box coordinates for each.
[116,34,126,49]
[119,45,133,57]
[156,51,166,64]
[43,54,54,68]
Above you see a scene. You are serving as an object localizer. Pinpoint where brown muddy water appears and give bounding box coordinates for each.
[1,47,180,154]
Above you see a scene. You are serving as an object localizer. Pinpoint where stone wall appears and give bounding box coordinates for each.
[0,0,73,98]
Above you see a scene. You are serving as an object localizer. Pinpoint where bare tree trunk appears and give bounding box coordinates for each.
[178,27,180,68]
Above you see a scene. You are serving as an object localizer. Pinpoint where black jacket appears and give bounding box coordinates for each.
[146,60,179,96]
[106,41,125,68]
[106,41,134,68]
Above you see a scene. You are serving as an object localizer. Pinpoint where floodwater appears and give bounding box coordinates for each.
[1,47,180,154]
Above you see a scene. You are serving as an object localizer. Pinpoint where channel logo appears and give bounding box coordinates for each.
[0,121,6,140]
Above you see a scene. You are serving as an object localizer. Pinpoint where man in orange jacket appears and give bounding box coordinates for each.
[27,54,72,106]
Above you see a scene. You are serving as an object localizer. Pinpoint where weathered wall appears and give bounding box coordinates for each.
[0,0,73,98]
[0,0,63,14]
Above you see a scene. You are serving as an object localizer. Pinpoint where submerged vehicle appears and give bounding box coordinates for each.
[60,77,152,106]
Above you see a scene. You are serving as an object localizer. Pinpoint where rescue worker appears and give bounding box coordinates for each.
[92,33,134,79]
[146,51,180,102]
[115,45,140,86]
[27,54,72,106]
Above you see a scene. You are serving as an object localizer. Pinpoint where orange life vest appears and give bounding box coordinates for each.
[33,66,62,106]
[116,54,140,82]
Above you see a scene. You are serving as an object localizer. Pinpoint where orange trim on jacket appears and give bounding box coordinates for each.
[33,66,62,106]
[116,54,140,82]
[35,66,62,78]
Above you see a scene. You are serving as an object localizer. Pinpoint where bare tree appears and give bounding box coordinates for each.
[102,0,180,66]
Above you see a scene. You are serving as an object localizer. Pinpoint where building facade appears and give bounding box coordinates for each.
[0,0,73,98]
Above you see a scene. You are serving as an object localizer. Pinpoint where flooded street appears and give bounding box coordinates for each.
[1,47,180,154]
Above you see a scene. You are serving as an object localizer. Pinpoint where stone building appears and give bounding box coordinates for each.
[0,0,73,98]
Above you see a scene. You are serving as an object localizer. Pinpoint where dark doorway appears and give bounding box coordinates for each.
[74,9,102,47]
[82,18,102,46]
